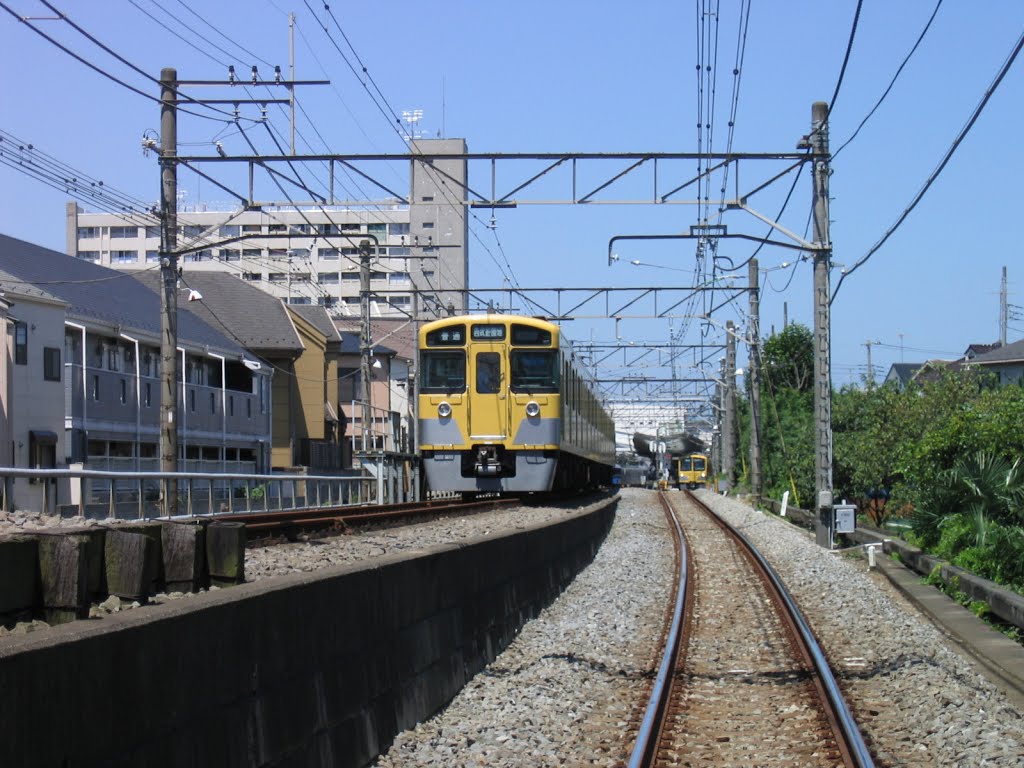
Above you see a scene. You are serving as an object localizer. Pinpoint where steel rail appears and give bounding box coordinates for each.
[687,490,875,768]
[626,492,691,767]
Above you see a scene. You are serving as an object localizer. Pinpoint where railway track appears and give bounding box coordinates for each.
[629,490,874,767]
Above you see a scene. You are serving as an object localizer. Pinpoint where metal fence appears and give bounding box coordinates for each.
[0,467,399,521]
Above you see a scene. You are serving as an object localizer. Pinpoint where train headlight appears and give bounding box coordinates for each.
[525,401,541,417]
[438,401,452,418]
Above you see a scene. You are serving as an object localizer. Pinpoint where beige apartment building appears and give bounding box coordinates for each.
[66,139,469,320]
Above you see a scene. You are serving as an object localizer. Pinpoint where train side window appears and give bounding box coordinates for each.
[476,352,501,394]
[420,351,466,393]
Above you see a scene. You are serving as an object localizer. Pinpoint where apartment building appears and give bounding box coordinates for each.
[0,234,273,511]
[66,138,469,320]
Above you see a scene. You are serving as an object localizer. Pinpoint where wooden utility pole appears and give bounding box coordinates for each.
[747,259,762,505]
[159,67,179,514]
[811,101,833,547]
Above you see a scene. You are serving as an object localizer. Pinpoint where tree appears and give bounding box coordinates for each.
[761,323,814,393]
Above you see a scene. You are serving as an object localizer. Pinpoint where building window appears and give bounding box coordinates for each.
[190,390,196,412]
[367,223,386,235]
[113,250,138,263]
[183,225,204,238]
[14,322,27,365]
[184,250,211,262]
[219,249,240,261]
[318,272,339,284]
[422,222,435,229]
[389,247,410,257]
[109,226,137,239]
[145,382,152,407]
[78,226,100,239]
[267,273,286,283]
[242,248,261,259]
[268,249,287,261]
[320,248,339,260]
[319,297,338,308]
[389,271,411,284]
[210,392,216,413]
[78,251,100,262]
[145,226,161,238]
[339,223,360,232]
[92,375,100,400]
[288,297,311,305]
[120,379,128,404]
[342,272,359,281]
[268,224,286,233]
[146,250,160,262]
[389,222,410,235]
[241,224,262,233]
[243,272,262,281]
[219,225,240,237]
[420,195,434,202]
[389,296,411,308]
[43,347,61,381]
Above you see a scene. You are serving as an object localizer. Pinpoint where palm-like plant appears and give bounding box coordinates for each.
[941,452,1024,547]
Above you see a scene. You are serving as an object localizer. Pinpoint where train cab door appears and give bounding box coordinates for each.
[469,350,507,441]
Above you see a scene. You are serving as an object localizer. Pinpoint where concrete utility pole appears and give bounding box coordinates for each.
[723,325,738,490]
[359,239,373,453]
[1001,266,1008,346]
[159,67,179,514]
[810,101,833,547]
[747,259,762,505]
[864,339,880,388]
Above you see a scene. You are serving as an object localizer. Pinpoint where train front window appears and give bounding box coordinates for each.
[693,457,706,471]
[510,349,558,393]
[681,457,693,471]
[476,352,501,394]
[420,351,466,393]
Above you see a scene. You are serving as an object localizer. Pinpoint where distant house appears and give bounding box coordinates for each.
[0,234,272,512]
[336,318,416,455]
[963,338,1024,385]
[883,363,924,390]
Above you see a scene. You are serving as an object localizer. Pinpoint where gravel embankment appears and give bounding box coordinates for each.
[370,490,671,767]
[698,490,1024,767]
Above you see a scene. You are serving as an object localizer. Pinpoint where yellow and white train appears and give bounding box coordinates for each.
[417,313,616,495]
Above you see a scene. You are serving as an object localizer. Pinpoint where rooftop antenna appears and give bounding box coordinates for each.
[401,109,424,142]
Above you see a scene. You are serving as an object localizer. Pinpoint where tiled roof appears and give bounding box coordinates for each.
[335,317,415,360]
[290,305,341,341]
[131,269,303,355]
[0,233,244,354]
[967,338,1024,365]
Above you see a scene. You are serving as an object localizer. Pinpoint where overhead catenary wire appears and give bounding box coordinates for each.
[833,0,944,159]
[832,26,1024,303]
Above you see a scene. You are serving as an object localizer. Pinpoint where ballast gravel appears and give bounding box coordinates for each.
[697,490,1024,767]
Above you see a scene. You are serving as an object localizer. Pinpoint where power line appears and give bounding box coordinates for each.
[827,0,864,116]
[833,26,1024,302]
[833,0,944,159]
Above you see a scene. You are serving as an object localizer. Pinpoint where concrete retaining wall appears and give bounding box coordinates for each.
[0,498,616,768]
[759,496,1024,631]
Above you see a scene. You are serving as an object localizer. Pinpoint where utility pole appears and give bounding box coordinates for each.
[359,239,373,453]
[810,101,833,548]
[159,67,179,515]
[723,324,737,490]
[864,339,880,388]
[1001,266,1008,345]
[747,259,762,506]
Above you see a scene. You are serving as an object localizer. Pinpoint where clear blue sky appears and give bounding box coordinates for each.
[1,1,1022,396]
